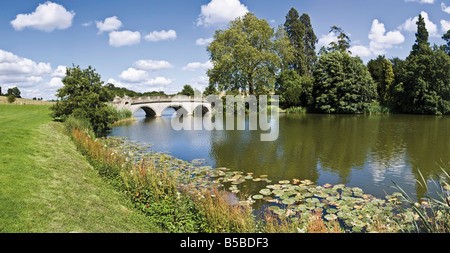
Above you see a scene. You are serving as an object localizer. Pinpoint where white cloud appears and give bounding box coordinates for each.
[189,76,210,91]
[134,60,173,72]
[399,11,439,37]
[119,67,148,83]
[10,1,75,32]
[405,0,435,3]
[441,20,450,31]
[144,29,177,42]
[350,45,372,57]
[82,21,92,27]
[146,77,174,86]
[317,31,338,49]
[196,38,214,46]
[368,19,405,55]
[182,61,213,71]
[109,30,141,47]
[96,16,122,34]
[51,65,67,77]
[196,0,249,26]
[47,77,63,88]
[443,3,450,14]
[0,49,52,86]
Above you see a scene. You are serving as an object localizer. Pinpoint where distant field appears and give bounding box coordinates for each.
[0,96,55,105]
[0,104,160,232]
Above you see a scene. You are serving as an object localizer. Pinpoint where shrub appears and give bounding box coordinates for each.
[7,95,16,103]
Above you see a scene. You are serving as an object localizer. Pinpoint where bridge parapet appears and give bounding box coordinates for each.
[109,95,212,117]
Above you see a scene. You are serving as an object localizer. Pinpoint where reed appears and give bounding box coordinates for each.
[392,168,450,233]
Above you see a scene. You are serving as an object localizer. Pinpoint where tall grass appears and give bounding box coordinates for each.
[67,118,260,232]
[392,168,450,233]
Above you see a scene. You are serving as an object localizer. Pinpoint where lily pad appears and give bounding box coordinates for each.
[259,189,272,196]
[252,194,264,200]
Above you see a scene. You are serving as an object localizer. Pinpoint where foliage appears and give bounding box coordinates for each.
[7,94,16,103]
[105,83,167,99]
[178,84,195,96]
[275,69,313,108]
[367,55,396,106]
[285,106,307,114]
[283,8,317,77]
[398,16,450,115]
[7,87,21,98]
[207,12,294,95]
[327,26,351,54]
[443,29,450,55]
[50,65,118,134]
[312,51,377,113]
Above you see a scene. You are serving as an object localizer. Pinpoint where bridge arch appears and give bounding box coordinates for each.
[193,104,211,116]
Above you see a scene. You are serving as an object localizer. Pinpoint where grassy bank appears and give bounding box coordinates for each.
[0,104,161,232]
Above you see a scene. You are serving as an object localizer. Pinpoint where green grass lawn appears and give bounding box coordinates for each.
[0,104,162,232]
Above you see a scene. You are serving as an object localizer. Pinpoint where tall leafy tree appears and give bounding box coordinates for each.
[7,87,21,98]
[400,14,450,115]
[312,52,377,113]
[207,12,294,95]
[327,26,351,54]
[284,8,306,76]
[50,65,118,133]
[284,9,317,76]
[367,55,395,105]
[300,13,317,76]
[411,14,429,56]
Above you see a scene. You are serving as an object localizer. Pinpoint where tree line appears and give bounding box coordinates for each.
[204,8,450,115]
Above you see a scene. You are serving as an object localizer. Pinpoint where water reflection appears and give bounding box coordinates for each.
[108,109,450,200]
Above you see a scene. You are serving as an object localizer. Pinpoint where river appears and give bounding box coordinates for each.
[107,109,450,201]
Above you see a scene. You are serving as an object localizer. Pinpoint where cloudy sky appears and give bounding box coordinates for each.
[0,0,449,100]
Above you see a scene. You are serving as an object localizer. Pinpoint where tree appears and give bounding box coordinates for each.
[0,86,2,96]
[284,9,317,77]
[7,87,21,98]
[275,69,313,108]
[50,65,117,134]
[300,13,317,76]
[284,8,306,76]
[399,15,450,115]
[443,29,450,55]
[367,55,395,106]
[312,52,377,113]
[411,14,429,56]
[207,12,294,95]
[178,84,195,96]
[327,26,351,54]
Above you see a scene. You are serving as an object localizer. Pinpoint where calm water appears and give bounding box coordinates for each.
[107,109,450,200]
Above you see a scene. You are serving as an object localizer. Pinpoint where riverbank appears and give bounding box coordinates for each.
[0,104,162,232]
[2,104,449,233]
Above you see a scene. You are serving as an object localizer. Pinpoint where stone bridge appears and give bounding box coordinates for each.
[108,95,212,117]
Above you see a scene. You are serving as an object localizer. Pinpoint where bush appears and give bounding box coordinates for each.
[7,95,16,103]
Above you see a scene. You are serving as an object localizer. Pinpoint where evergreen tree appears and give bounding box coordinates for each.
[327,26,351,54]
[411,14,429,56]
[400,15,450,115]
[300,13,317,76]
[284,8,306,76]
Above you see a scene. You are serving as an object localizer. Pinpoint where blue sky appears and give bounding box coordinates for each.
[1,0,449,99]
